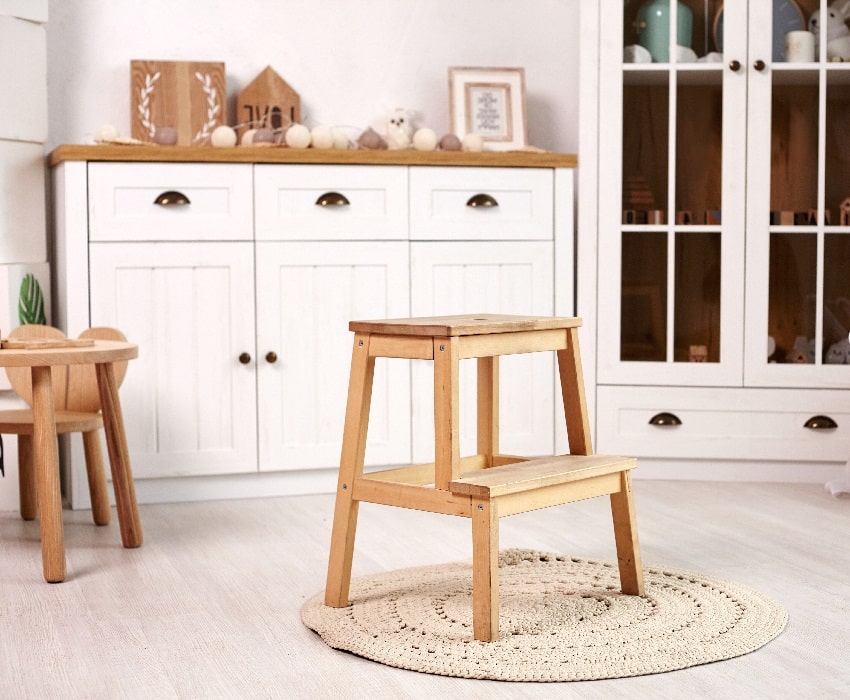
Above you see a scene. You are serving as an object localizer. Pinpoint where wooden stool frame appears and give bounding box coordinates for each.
[324,315,644,641]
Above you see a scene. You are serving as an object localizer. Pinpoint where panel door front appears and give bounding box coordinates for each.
[410,241,556,462]
[255,241,411,471]
[89,241,258,478]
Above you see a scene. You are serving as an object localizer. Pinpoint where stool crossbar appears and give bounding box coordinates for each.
[324,314,644,642]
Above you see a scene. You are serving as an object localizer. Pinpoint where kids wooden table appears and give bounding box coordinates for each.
[324,314,644,641]
[0,339,141,582]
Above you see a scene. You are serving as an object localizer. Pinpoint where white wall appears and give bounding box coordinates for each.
[46,0,580,153]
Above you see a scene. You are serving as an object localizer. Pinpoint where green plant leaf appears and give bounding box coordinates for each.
[18,273,47,326]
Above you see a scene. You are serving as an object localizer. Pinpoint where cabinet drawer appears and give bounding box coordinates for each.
[254,165,408,240]
[597,386,850,462]
[410,167,553,241]
[88,163,253,242]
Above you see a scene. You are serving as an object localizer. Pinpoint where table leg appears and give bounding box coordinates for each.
[30,366,66,583]
[96,361,143,548]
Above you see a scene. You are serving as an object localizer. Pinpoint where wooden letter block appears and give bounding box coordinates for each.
[131,60,226,146]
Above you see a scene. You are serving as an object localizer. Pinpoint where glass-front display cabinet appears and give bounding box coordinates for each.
[596,0,850,391]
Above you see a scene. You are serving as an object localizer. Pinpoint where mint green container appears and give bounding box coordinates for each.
[636,0,693,63]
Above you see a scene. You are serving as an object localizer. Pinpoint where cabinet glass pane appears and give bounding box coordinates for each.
[770,84,818,223]
[825,76,850,226]
[768,233,816,363]
[824,234,850,364]
[622,82,668,224]
[676,82,722,225]
[674,231,721,362]
[621,231,667,361]
[624,1,721,64]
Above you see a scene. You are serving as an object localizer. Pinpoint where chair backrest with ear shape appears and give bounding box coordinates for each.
[4,325,129,413]
[5,325,71,409]
[66,327,129,412]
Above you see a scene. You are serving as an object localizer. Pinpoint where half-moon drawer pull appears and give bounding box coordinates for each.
[648,412,682,426]
[466,193,499,208]
[315,191,350,207]
[804,415,838,430]
[154,190,191,206]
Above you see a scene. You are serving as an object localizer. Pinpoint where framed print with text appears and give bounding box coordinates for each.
[448,67,527,151]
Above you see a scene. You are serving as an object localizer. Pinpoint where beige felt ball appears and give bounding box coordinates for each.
[311,125,335,149]
[331,127,350,149]
[241,128,257,146]
[413,127,438,151]
[462,133,484,152]
[211,125,238,147]
[285,123,312,148]
[94,124,119,143]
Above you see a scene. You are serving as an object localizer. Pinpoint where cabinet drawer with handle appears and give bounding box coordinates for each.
[254,164,408,241]
[410,167,553,241]
[88,163,253,242]
[596,386,850,462]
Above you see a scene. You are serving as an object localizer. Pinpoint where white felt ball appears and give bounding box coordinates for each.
[94,124,119,143]
[413,127,438,151]
[211,125,238,147]
[462,133,484,152]
[241,128,257,146]
[331,127,350,149]
[311,125,334,149]
[285,123,311,148]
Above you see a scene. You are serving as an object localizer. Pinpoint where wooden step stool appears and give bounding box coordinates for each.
[324,314,644,642]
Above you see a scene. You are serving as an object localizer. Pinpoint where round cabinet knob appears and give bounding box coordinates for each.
[238,352,251,365]
[648,412,682,426]
[753,59,766,72]
[265,351,278,364]
[729,59,741,72]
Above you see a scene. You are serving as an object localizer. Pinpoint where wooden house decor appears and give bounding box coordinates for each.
[236,66,301,141]
[130,60,226,146]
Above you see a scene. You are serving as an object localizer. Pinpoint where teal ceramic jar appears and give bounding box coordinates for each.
[636,0,693,62]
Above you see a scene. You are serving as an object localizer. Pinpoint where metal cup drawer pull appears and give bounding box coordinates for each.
[804,415,838,430]
[648,412,682,426]
[315,191,350,207]
[154,190,191,206]
[466,193,499,208]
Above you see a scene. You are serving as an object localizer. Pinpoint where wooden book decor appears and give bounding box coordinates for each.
[130,60,226,146]
[235,66,301,141]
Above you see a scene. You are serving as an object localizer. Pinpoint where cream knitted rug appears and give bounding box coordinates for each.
[302,549,787,681]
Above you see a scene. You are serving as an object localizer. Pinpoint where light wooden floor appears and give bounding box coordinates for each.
[0,480,847,699]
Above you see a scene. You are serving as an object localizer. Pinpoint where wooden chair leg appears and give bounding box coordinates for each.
[610,470,645,596]
[82,430,111,526]
[18,435,37,521]
[471,496,500,642]
[557,328,592,456]
[325,333,375,608]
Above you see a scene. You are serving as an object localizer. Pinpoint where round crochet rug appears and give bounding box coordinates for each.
[302,549,788,682]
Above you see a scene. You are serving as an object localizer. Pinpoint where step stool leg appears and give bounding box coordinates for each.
[610,470,645,596]
[476,356,499,466]
[325,333,375,608]
[557,328,592,456]
[434,336,460,489]
[18,435,37,521]
[471,496,500,641]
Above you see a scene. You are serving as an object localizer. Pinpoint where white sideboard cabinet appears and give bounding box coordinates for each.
[49,146,576,507]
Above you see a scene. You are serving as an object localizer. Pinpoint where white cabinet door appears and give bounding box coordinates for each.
[410,241,555,462]
[255,241,411,471]
[89,241,258,478]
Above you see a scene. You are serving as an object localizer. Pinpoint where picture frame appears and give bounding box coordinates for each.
[448,67,527,151]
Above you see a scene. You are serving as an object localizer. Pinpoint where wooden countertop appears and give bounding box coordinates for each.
[48,144,577,169]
